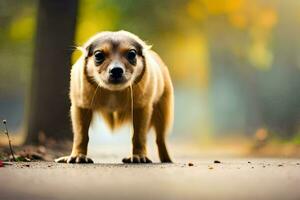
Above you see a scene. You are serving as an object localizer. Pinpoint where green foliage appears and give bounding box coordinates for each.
[0,0,36,93]
[291,133,300,145]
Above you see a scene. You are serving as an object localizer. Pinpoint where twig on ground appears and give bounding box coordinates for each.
[2,120,16,161]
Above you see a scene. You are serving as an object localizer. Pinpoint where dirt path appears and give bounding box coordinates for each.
[1,157,300,200]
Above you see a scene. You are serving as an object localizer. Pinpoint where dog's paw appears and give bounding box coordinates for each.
[122,154,152,164]
[55,154,94,164]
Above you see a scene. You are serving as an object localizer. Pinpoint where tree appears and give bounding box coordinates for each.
[26,0,79,144]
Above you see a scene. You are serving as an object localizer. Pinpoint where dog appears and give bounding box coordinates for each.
[55,30,174,163]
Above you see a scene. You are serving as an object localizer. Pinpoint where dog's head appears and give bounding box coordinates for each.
[81,30,151,91]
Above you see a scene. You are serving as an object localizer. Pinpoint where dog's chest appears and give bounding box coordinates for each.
[100,93,128,112]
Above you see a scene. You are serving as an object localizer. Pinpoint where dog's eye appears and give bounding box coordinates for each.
[94,51,105,63]
[126,49,137,61]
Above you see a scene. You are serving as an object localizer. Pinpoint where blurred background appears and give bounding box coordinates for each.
[0,0,300,157]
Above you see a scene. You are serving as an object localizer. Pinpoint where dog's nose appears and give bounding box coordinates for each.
[109,67,124,79]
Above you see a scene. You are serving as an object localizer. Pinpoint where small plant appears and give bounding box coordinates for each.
[2,120,16,161]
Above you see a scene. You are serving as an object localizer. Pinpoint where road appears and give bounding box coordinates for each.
[1,154,300,200]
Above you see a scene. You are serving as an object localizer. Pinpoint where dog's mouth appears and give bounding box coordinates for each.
[108,76,127,85]
[98,76,131,91]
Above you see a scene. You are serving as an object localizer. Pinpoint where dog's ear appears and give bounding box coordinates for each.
[75,37,94,59]
[142,43,152,56]
[118,30,152,57]
[76,46,88,58]
[81,33,104,59]
[133,40,152,57]
[136,39,152,57]
[83,42,94,59]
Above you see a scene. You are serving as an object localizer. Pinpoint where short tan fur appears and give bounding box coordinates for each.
[55,31,174,164]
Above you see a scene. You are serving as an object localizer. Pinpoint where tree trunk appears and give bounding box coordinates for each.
[25,0,79,144]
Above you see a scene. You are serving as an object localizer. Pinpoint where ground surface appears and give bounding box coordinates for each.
[1,150,300,200]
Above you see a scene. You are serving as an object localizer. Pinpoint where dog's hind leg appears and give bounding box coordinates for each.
[152,90,173,163]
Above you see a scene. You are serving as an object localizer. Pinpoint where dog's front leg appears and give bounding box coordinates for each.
[122,106,152,163]
[55,105,93,163]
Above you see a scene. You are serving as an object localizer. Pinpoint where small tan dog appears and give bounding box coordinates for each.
[55,31,173,163]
